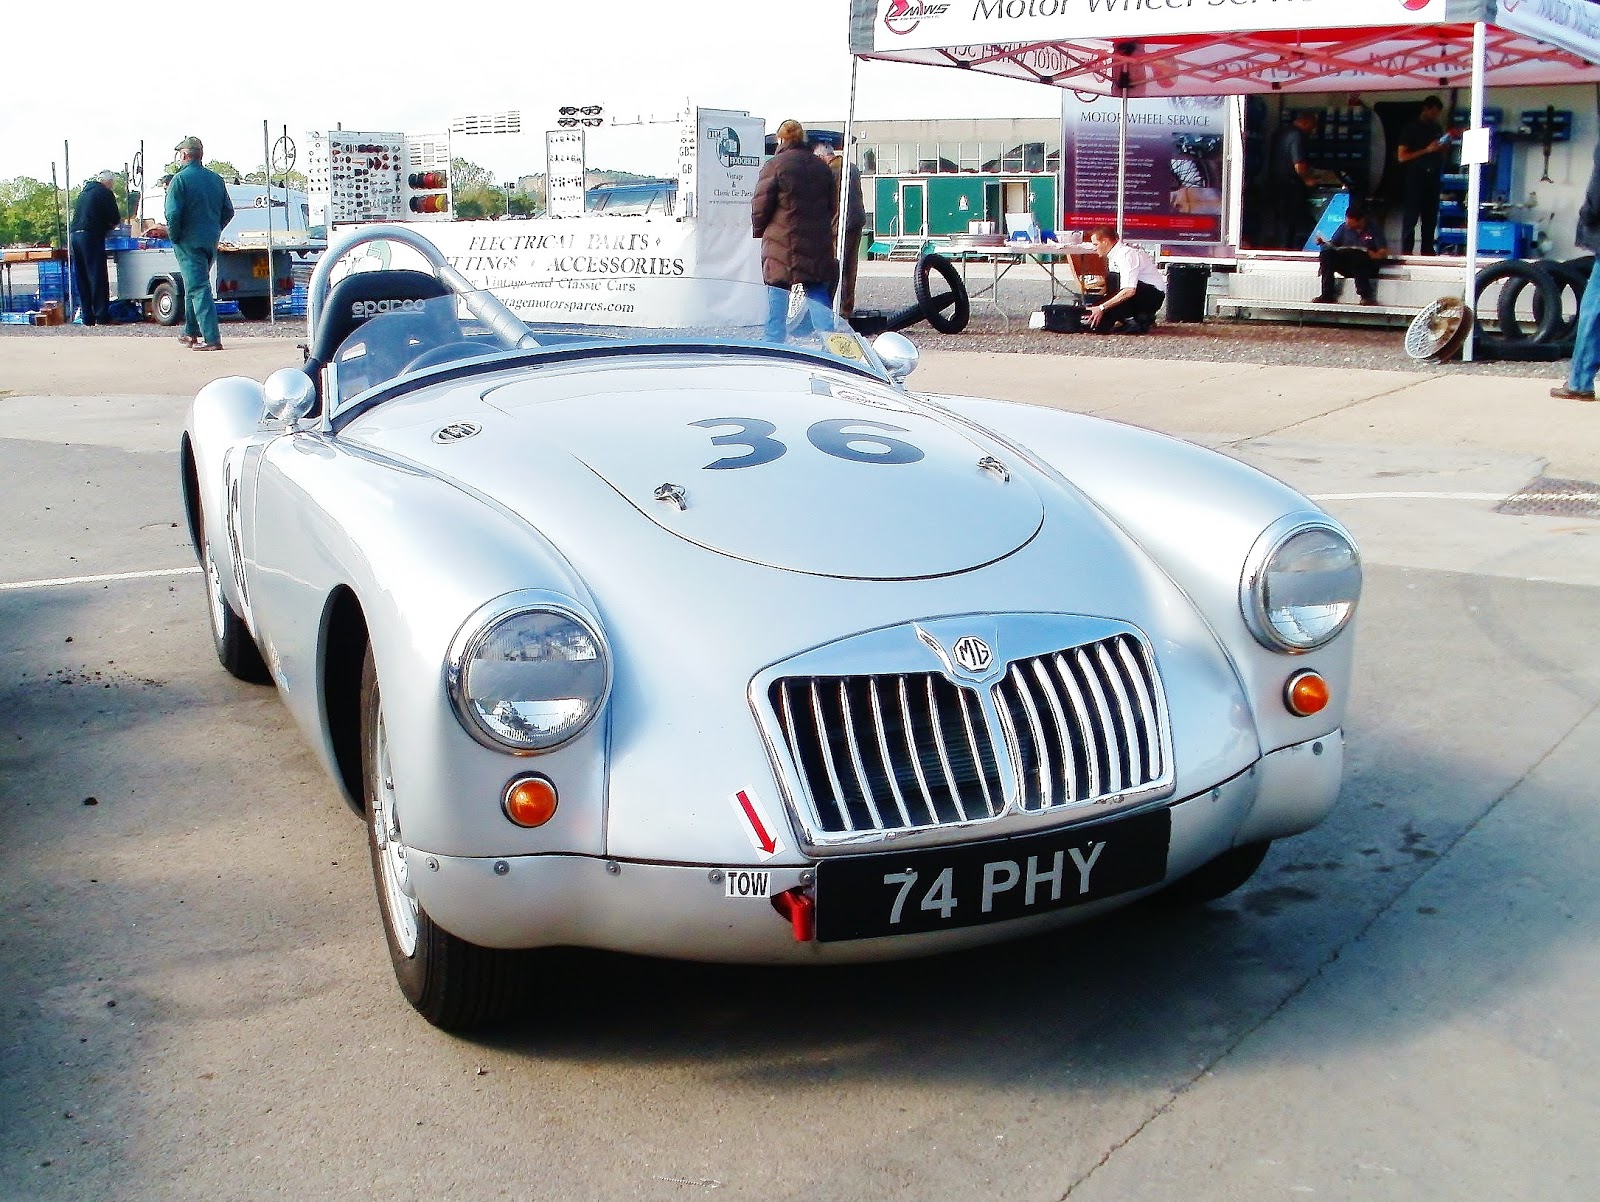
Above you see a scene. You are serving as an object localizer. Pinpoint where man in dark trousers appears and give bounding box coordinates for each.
[1313,205,1388,304]
[751,119,837,341]
[1551,140,1600,401]
[1266,110,1321,249]
[814,140,866,316]
[165,135,234,351]
[1397,96,1451,256]
[70,171,121,326]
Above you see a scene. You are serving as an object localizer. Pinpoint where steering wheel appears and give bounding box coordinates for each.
[352,311,457,384]
[404,340,493,373]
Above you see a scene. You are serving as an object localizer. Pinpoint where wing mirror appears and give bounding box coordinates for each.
[263,368,317,428]
[872,331,919,384]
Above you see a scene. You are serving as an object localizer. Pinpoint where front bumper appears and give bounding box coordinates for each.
[406,731,1343,959]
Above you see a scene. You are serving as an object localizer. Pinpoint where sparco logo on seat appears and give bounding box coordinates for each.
[353,298,426,318]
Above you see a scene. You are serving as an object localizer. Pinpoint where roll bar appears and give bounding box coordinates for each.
[305,223,538,351]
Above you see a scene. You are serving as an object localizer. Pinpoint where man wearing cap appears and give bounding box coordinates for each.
[751,119,837,340]
[69,170,121,326]
[164,136,234,350]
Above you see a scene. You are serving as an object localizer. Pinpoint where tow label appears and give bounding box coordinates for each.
[724,869,772,899]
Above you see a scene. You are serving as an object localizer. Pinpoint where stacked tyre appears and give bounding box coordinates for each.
[1473,256,1592,361]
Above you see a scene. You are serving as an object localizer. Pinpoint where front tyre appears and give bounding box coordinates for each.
[361,648,529,1030]
[199,507,271,684]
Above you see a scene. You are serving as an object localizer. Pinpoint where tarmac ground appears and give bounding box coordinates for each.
[2,328,1598,1201]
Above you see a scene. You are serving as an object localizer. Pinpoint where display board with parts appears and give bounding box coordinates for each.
[306,130,453,226]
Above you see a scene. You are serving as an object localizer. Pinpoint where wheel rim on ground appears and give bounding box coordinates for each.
[1404,296,1472,361]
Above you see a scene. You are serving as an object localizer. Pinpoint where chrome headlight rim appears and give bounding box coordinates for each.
[445,589,612,755]
[1240,514,1362,653]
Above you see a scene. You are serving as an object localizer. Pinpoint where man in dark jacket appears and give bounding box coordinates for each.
[70,171,121,326]
[1265,110,1321,249]
[751,119,837,340]
[165,136,235,351]
[1397,97,1450,256]
[815,140,866,316]
[1551,141,1600,400]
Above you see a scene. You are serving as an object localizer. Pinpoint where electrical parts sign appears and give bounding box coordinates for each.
[857,0,1450,50]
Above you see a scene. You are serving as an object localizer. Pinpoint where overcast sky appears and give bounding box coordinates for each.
[4,0,1059,187]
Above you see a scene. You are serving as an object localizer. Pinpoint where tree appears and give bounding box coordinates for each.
[450,156,495,190]
[243,166,309,190]
[0,176,65,246]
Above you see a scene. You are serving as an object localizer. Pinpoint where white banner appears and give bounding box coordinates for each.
[683,107,767,284]
[1496,0,1600,64]
[862,0,1451,50]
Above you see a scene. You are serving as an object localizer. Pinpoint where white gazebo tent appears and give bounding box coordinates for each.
[847,0,1600,355]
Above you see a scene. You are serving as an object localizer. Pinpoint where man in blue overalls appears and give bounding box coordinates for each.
[164,136,234,351]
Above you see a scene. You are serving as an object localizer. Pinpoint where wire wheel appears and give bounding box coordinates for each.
[1404,296,1473,361]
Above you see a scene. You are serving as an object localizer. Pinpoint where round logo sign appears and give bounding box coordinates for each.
[952,635,993,674]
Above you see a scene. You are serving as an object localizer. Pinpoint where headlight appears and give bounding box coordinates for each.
[1241,517,1361,652]
[447,594,610,753]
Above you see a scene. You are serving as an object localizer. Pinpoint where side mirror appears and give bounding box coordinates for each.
[263,368,316,428]
[872,331,919,384]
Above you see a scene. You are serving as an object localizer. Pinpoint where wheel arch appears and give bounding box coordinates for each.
[321,585,371,814]
[180,433,203,563]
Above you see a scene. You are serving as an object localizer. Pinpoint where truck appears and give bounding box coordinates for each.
[115,184,322,323]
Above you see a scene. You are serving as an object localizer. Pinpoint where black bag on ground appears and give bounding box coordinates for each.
[1042,303,1085,333]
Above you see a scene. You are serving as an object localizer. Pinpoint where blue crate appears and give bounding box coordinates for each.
[3,292,41,313]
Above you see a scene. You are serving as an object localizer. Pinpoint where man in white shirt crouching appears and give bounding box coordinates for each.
[1085,226,1166,334]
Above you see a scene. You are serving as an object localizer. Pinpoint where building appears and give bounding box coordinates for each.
[804,118,1061,244]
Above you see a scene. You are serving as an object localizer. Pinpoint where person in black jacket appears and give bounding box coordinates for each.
[1551,142,1600,400]
[70,171,121,325]
[815,140,866,316]
[1397,97,1451,256]
[751,119,837,340]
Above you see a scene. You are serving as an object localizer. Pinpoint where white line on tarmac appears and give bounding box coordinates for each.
[1311,491,1600,504]
[0,567,201,592]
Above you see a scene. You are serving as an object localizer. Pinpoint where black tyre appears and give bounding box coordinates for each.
[1159,841,1272,906]
[1475,259,1560,349]
[151,278,183,326]
[236,296,270,321]
[1495,260,1583,347]
[362,648,529,1030]
[1472,338,1567,362]
[913,252,971,334]
[198,506,271,684]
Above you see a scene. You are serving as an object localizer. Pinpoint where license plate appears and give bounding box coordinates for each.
[814,807,1170,942]
[251,260,269,278]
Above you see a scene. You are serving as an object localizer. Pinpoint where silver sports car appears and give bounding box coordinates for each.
[181,225,1361,1028]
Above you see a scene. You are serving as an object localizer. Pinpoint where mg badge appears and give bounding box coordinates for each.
[432,421,482,444]
[952,635,993,674]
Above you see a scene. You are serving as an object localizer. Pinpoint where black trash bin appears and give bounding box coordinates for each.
[1164,263,1211,323]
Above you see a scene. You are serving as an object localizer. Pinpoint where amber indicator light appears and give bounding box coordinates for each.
[503,775,559,827]
[1285,670,1330,717]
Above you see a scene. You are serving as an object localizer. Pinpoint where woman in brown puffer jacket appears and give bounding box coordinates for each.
[751,119,838,339]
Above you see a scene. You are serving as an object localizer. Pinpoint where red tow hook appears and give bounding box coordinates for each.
[771,886,816,942]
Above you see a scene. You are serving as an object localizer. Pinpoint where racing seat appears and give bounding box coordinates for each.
[303,269,455,405]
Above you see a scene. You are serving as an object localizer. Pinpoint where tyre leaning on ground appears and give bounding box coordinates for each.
[1474,259,1566,361]
[914,252,971,335]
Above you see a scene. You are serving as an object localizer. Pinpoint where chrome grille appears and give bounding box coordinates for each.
[995,634,1166,812]
[770,673,1004,835]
